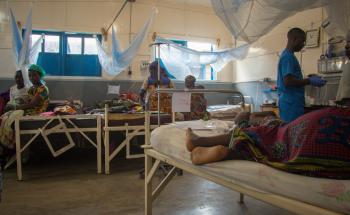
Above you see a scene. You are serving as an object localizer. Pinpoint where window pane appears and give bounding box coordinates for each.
[31,34,42,52]
[188,42,214,80]
[44,35,59,53]
[205,65,212,80]
[67,37,82,55]
[84,38,98,55]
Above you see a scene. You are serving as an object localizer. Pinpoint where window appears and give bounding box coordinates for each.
[67,37,82,55]
[44,35,60,53]
[84,38,98,55]
[25,30,102,77]
[187,41,216,81]
[31,34,42,51]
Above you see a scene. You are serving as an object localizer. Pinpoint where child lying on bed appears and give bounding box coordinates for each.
[186,106,350,179]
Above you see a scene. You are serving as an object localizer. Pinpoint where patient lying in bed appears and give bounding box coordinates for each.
[186,107,350,179]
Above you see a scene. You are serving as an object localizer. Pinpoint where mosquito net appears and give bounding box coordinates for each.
[10,8,43,87]
[96,8,156,76]
[155,37,250,80]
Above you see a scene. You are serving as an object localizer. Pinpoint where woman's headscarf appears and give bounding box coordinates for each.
[28,64,46,78]
[149,61,163,79]
[148,61,171,86]
[149,59,176,79]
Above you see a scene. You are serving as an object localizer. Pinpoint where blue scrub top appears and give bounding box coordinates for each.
[277,49,305,123]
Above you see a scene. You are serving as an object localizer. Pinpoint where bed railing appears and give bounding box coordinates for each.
[144,88,245,146]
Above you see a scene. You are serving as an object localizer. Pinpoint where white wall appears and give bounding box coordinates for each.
[234,8,326,83]
[0,0,233,82]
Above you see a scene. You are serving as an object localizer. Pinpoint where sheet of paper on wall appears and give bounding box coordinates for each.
[107,85,120,95]
[172,92,191,112]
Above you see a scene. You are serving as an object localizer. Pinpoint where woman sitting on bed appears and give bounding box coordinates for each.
[186,105,350,179]
[139,60,174,113]
[183,75,207,120]
[0,64,49,154]
[5,70,32,111]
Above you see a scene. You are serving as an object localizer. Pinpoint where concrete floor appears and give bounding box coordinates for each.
[0,149,295,215]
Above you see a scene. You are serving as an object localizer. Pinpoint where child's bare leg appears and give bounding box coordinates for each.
[186,128,231,152]
[191,145,230,165]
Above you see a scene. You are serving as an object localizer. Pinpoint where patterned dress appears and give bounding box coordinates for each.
[25,84,49,115]
[141,76,174,114]
[183,85,207,120]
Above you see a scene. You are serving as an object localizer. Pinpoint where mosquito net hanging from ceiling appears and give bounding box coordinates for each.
[154,0,333,81]
[10,7,43,87]
[155,37,250,80]
[324,0,350,40]
[211,0,350,43]
[210,0,330,44]
[95,8,156,76]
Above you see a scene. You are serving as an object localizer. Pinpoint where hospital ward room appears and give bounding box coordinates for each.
[1,0,350,214]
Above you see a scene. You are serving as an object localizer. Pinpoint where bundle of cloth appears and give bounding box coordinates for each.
[38,100,83,116]
[85,92,143,114]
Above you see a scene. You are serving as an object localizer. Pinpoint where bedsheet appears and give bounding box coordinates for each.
[207,104,244,120]
[150,120,350,214]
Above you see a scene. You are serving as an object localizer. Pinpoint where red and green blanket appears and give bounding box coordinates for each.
[232,107,350,179]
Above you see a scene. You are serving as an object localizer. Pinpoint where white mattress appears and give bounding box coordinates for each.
[150,120,350,214]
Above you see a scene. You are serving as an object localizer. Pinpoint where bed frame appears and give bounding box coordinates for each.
[103,105,172,174]
[143,88,341,215]
[12,114,102,180]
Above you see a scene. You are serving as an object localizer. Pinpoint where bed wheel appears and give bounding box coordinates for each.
[239,193,244,204]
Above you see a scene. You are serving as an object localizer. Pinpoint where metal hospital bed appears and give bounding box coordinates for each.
[13,114,102,180]
[143,88,345,215]
[103,105,172,174]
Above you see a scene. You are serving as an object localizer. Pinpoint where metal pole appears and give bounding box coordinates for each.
[128,1,133,75]
[106,0,129,32]
[157,44,161,126]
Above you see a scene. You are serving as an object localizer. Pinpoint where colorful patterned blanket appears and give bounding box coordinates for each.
[232,107,350,179]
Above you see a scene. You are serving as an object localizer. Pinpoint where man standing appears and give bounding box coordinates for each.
[277,28,326,123]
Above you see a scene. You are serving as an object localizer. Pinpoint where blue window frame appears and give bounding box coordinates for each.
[26,30,102,77]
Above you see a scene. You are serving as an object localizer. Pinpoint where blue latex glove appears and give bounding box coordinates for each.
[308,76,327,87]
